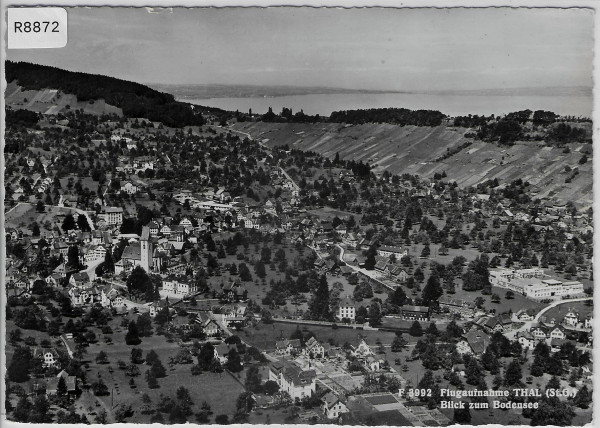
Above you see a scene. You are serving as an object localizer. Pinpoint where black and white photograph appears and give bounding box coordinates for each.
[2,4,595,426]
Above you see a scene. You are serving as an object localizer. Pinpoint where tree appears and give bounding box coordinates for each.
[7,346,32,382]
[453,402,472,424]
[530,400,575,426]
[96,350,109,364]
[465,358,483,385]
[126,266,151,299]
[62,214,76,232]
[131,347,144,364]
[308,274,332,321]
[245,366,262,393]
[391,333,408,352]
[146,369,159,389]
[505,290,515,299]
[215,414,230,424]
[225,348,243,372]
[409,321,423,337]
[36,200,45,213]
[263,380,280,395]
[504,359,522,386]
[573,385,591,409]
[368,303,382,327]
[125,320,141,345]
[56,375,68,396]
[355,306,368,324]
[77,214,91,232]
[420,244,430,258]
[388,286,407,307]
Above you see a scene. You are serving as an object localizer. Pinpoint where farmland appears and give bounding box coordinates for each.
[231,122,593,207]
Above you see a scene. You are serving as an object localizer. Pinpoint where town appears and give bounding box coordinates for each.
[4,65,594,426]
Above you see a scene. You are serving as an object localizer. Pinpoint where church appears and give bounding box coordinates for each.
[115,227,162,275]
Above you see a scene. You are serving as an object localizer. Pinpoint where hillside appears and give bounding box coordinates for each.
[5,61,211,127]
[5,80,123,116]
[231,121,593,207]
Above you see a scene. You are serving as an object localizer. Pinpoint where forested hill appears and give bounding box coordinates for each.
[5,61,218,127]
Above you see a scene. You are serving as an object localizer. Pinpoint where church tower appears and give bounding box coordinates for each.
[140,226,152,272]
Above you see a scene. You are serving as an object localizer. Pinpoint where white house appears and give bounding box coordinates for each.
[322,392,348,419]
[269,362,316,401]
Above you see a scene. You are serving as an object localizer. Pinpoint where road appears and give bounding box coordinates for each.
[505,296,593,340]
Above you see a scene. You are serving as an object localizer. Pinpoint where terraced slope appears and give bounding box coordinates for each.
[231,122,592,207]
[5,81,123,116]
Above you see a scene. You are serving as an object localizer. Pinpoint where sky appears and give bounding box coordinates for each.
[7,7,595,91]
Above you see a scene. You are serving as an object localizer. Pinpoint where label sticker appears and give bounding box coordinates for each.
[7,7,67,49]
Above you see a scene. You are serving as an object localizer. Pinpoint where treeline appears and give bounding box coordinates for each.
[6,108,40,128]
[260,107,322,123]
[6,61,205,128]
[454,109,591,145]
[329,107,446,126]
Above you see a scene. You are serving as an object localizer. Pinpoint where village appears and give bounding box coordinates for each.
[4,101,594,426]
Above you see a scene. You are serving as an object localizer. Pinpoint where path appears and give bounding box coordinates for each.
[505,296,593,339]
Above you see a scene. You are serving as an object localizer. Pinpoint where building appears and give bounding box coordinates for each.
[456,331,489,355]
[163,277,197,296]
[489,268,584,300]
[399,305,430,321]
[304,336,326,359]
[33,347,60,368]
[322,392,349,419]
[336,297,356,321]
[439,296,476,317]
[377,246,408,259]
[268,362,316,401]
[99,206,123,226]
[275,339,302,356]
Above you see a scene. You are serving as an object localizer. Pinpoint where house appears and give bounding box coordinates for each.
[563,309,580,327]
[304,337,326,359]
[515,308,536,322]
[377,245,408,259]
[439,296,476,317]
[336,297,356,321]
[45,370,77,396]
[268,362,316,401]
[322,391,348,419]
[196,313,221,337]
[99,206,123,226]
[350,339,373,358]
[33,347,60,368]
[530,325,549,342]
[363,355,383,372]
[456,331,489,355]
[163,277,197,296]
[100,284,125,308]
[120,181,138,195]
[213,343,233,365]
[549,326,567,340]
[584,314,593,329]
[516,331,535,350]
[275,339,302,356]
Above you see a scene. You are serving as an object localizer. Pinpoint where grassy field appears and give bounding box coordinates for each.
[240,321,399,351]
[542,300,593,324]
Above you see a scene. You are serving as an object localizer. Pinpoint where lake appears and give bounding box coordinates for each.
[180,92,592,118]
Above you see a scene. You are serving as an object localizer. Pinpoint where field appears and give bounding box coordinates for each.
[231,122,593,207]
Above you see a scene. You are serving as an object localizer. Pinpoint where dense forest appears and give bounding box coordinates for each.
[5,61,207,128]
[329,108,447,126]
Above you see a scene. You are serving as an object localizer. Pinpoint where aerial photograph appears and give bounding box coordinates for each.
[3,6,594,426]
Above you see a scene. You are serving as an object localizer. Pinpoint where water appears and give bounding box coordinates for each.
[181,92,592,118]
